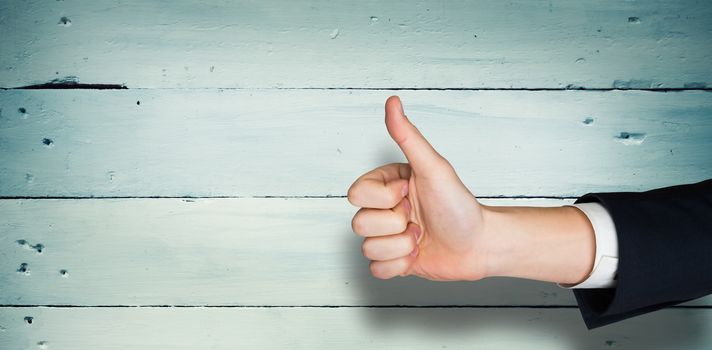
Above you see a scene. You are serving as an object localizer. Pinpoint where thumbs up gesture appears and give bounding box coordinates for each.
[348,96,597,284]
[347,96,488,281]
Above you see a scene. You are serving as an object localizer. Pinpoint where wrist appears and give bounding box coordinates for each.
[479,204,595,284]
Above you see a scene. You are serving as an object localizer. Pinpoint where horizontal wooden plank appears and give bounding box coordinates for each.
[0,198,576,306]
[1,307,711,349]
[1,1,711,88]
[1,90,711,197]
[1,198,710,307]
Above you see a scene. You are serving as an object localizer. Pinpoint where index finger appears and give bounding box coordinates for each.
[347,163,411,209]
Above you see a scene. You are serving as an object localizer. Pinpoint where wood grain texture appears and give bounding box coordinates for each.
[2,89,711,197]
[1,307,711,349]
[1,198,710,307]
[1,0,711,89]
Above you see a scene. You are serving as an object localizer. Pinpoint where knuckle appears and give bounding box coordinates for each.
[346,185,360,206]
[351,213,365,235]
[399,263,412,277]
[387,187,402,207]
[369,262,388,279]
[395,216,408,233]
[433,154,448,166]
[437,155,454,170]
[361,239,374,259]
[404,234,416,252]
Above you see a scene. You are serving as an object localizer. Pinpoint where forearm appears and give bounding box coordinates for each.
[481,205,595,285]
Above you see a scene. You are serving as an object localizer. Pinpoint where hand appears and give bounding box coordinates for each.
[347,96,489,281]
[347,96,596,284]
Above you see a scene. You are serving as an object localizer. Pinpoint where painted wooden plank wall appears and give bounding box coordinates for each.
[1,90,711,197]
[2,1,712,349]
[0,0,711,89]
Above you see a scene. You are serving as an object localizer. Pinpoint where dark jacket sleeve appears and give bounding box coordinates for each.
[572,178,712,329]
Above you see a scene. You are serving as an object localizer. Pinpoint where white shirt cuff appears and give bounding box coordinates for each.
[558,202,619,289]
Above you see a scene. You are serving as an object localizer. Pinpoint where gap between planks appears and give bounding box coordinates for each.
[4,85,712,92]
[1,305,709,309]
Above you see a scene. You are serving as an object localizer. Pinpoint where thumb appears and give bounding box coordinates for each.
[385,96,445,172]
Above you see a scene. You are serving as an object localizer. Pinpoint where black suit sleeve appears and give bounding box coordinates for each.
[571,178,712,329]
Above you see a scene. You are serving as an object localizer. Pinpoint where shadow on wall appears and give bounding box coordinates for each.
[341,228,708,350]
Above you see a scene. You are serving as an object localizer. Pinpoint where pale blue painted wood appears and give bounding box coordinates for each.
[0,0,711,88]
[1,0,711,348]
[1,90,711,197]
[1,307,711,349]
